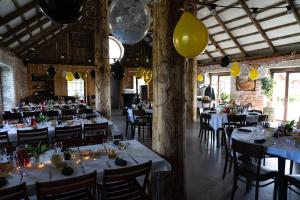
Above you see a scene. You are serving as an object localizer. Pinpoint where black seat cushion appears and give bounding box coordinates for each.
[287,175,300,188]
[239,162,277,181]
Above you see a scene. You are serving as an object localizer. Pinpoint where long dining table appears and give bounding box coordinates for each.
[1,140,171,197]
[232,127,300,200]
[0,117,121,143]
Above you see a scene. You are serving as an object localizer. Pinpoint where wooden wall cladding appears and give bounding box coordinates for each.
[27,64,95,97]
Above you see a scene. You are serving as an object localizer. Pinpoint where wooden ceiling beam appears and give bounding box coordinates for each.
[237,0,276,52]
[286,0,300,26]
[14,24,60,53]
[208,35,225,56]
[3,13,43,38]
[0,1,37,27]
[4,18,49,46]
[205,50,215,61]
[23,25,76,58]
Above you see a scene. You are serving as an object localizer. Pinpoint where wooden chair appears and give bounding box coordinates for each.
[226,114,247,128]
[17,127,49,145]
[285,175,300,197]
[258,115,268,126]
[222,127,234,179]
[42,110,59,120]
[125,109,135,138]
[61,109,77,121]
[79,108,93,115]
[2,112,21,124]
[36,171,97,200]
[84,122,108,145]
[199,113,215,145]
[54,125,82,142]
[22,111,40,118]
[0,182,29,200]
[99,161,152,200]
[231,138,278,200]
[132,109,151,141]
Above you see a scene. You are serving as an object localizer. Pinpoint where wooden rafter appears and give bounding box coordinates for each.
[14,24,60,53]
[23,25,75,58]
[238,0,276,52]
[3,13,43,38]
[205,50,215,61]
[0,1,37,27]
[286,0,300,26]
[201,0,246,56]
[208,35,225,56]
[4,18,49,46]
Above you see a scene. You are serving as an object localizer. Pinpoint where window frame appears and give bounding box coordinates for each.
[209,72,231,100]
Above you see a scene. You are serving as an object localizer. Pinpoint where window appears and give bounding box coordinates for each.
[133,76,146,95]
[272,68,300,121]
[67,79,85,99]
[210,73,231,100]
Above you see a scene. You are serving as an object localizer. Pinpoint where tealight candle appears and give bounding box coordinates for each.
[38,163,45,168]
[26,163,32,168]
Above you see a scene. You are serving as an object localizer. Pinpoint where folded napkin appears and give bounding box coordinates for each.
[237,128,252,133]
[254,139,266,144]
[0,177,7,188]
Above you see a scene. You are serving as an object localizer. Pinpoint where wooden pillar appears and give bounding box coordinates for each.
[186,58,197,121]
[94,0,111,119]
[152,0,186,199]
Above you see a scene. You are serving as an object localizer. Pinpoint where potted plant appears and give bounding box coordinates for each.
[220,92,229,104]
[26,142,49,164]
[284,120,295,136]
[261,77,275,121]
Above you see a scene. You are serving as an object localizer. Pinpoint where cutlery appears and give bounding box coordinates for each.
[106,160,111,168]
[129,154,139,164]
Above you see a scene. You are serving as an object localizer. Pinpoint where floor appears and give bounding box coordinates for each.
[111,109,299,200]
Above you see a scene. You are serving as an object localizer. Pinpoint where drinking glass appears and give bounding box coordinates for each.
[55,141,63,153]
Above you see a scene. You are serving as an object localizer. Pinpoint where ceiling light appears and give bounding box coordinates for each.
[61,55,65,59]
[31,47,35,51]
[88,59,91,63]
[251,8,258,18]
[0,35,3,40]
[286,6,292,14]
[208,3,217,16]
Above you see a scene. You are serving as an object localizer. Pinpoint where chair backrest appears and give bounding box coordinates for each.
[258,115,268,125]
[78,109,93,115]
[223,127,234,156]
[227,114,246,127]
[55,125,82,141]
[17,127,49,145]
[61,109,77,120]
[0,131,9,145]
[0,182,29,200]
[42,110,59,118]
[200,113,211,128]
[2,112,21,123]
[132,109,146,118]
[36,171,97,200]
[22,111,40,118]
[84,123,108,144]
[231,138,265,159]
[102,161,152,200]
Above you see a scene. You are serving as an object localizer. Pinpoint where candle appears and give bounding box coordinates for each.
[38,163,45,168]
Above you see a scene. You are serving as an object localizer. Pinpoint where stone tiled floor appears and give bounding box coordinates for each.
[111,110,299,200]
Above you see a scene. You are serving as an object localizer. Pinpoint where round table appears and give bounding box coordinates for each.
[232,127,300,200]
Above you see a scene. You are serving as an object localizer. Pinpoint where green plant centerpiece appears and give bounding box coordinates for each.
[220,92,229,103]
[26,142,49,163]
[284,120,295,136]
[36,113,48,124]
[261,77,275,100]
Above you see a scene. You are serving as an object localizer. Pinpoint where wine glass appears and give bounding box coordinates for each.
[55,141,63,153]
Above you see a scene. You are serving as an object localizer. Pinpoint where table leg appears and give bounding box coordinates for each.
[277,157,286,200]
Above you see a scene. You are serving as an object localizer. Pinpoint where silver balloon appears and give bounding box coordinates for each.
[108,0,151,45]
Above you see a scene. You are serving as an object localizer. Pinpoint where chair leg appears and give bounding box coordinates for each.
[125,123,128,135]
[200,129,203,142]
[255,180,259,200]
[289,161,294,174]
[231,172,238,200]
[229,157,233,172]
[222,156,228,179]
[131,125,135,139]
[246,178,251,192]
[273,179,278,200]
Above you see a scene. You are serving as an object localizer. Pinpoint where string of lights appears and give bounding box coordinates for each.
[188,1,299,17]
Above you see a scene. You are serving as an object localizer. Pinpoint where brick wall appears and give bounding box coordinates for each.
[0,46,28,111]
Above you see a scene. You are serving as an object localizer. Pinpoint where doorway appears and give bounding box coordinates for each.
[272,68,300,121]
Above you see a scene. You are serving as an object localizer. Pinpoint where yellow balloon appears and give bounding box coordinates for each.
[230,61,241,77]
[197,73,203,82]
[173,12,209,58]
[144,70,152,83]
[136,67,145,79]
[249,68,259,80]
[66,71,74,81]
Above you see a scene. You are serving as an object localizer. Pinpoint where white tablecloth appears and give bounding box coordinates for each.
[0,117,120,143]
[204,111,260,131]
[232,127,300,163]
[2,140,170,195]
